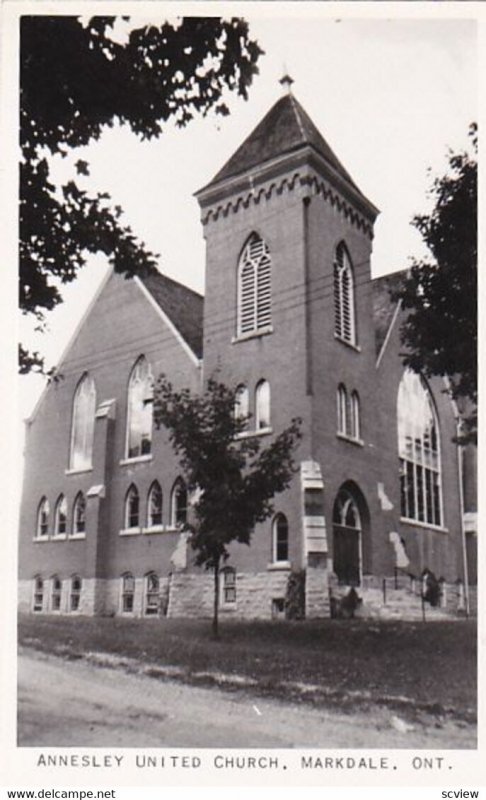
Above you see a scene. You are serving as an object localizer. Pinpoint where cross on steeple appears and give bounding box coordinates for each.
[279,72,294,95]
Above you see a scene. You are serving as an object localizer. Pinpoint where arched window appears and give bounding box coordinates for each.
[70,576,82,611]
[125,484,140,530]
[33,576,44,612]
[398,371,442,526]
[234,385,249,428]
[121,573,135,613]
[147,481,163,528]
[171,478,187,527]
[337,384,348,435]
[51,576,62,611]
[72,493,86,536]
[221,567,236,606]
[54,495,67,537]
[351,391,361,440]
[333,488,362,586]
[36,497,49,539]
[70,373,96,470]
[237,234,272,336]
[334,242,356,344]
[272,514,289,563]
[144,573,160,616]
[126,356,153,459]
[255,380,271,430]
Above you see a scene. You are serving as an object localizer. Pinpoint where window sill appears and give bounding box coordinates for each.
[235,427,273,440]
[232,325,273,344]
[119,455,152,466]
[337,433,364,447]
[267,561,291,571]
[33,536,49,543]
[119,527,142,536]
[334,334,361,352]
[143,525,165,535]
[51,534,67,541]
[69,533,86,540]
[400,517,448,534]
[65,467,93,476]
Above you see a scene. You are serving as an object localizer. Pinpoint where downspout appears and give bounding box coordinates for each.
[456,421,470,616]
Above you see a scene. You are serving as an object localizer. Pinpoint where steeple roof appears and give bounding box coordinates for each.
[207,92,364,199]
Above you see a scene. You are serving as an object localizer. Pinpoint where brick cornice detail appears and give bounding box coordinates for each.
[200,172,375,238]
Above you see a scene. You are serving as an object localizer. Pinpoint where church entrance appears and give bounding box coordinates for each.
[332,488,362,586]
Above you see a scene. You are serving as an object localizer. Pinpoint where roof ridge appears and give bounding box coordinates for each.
[289,93,307,141]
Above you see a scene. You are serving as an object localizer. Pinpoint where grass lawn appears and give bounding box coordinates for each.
[18,614,476,719]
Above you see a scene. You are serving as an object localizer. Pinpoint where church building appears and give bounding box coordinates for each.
[18,83,477,620]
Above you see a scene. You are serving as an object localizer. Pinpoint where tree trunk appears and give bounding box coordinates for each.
[212,558,220,639]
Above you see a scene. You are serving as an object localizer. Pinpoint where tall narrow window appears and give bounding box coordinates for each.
[337,384,348,435]
[70,373,96,470]
[126,356,153,459]
[70,576,82,611]
[36,497,49,539]
[54,495,67,537]
[171,479,187,527]
[255,380,271,430]
[72,492,86,536]
[234,385,249,429]
[351,391,361,440]
[144,573,160,616]
[273,514,289,563]
[221,567,236,605]
[121,573,135,613]
[33,576,44,612]
[398,371,442,526]
[51,576,62,611]
[334,242,356,344]
[333,489,362,586]
[125,484,140,529]
[147,481,163,527]
[237,234,272,336]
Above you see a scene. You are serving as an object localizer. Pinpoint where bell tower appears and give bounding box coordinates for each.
[195,81,380,615]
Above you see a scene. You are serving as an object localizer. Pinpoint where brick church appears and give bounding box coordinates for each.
[18,83,477,620]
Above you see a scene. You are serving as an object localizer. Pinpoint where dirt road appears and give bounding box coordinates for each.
[18,648,475,748]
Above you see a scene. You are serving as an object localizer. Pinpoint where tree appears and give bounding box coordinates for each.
[20,16,262,373]
[393,124,477,443]
[153,376,302,637]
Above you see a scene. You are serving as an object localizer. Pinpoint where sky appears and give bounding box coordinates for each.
[18,12,477,419]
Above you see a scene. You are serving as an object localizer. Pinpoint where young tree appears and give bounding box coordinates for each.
[20,16,262,372]
[393,124,477,443]
[154,376,302,637]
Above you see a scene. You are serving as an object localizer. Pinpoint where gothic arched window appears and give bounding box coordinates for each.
[234,385,249,429]
[337,384,348,435]
[147,481,163,528]
[398,371,442,526]
[255,380,271,430]
[351,391,361,440]
[171,478,187,528]
[54,495,67,537]
[272,513,289,563]
[237,234,272,336]
[70,373,96,470]
[125,484,140,530]
[36,497,49,539]
[333,242,356,345]
[126,356,153,459]
[72,492,86,536]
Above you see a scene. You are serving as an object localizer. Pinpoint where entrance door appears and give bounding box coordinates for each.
[332,489,362,586]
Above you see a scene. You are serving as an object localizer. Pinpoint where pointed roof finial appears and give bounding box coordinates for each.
[279,71,294,95]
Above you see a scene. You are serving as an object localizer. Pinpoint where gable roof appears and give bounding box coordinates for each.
[139,270,204,359]
[206,93,365,200]
[372,270,407,358]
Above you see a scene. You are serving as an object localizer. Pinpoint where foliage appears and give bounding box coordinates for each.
[20,15,262,371]
[284,570,306,621]
[153,376,302,635]
[393,124,477,443]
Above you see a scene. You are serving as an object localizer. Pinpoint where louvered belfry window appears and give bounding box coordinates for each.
[334,242,356,344]
[237,234,272,336]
